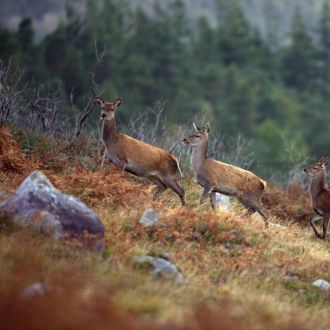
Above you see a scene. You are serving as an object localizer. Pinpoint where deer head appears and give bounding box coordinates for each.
[182,123,210,147]
[304,156,329,177]
[94,97,122,121]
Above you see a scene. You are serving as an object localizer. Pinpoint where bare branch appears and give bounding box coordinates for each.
[94,40,106,64]
[74,97,95,138]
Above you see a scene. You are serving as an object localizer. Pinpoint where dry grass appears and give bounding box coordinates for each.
[263,183,313,226]
[0,126,329,330]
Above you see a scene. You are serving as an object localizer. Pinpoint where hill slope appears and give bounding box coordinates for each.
[0,126,329,329]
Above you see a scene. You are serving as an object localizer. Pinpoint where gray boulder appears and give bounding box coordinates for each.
[312,279,330,291]
[0,171,104,251]
[139,209,160,227]
[215,193,232,211]
[133,255,187,285]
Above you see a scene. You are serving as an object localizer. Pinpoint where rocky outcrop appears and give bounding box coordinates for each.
[0,171,105,251]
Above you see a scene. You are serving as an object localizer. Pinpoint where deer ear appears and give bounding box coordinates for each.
[320,156,329,166]
[95,96,102,102]
[114,98,122,107]
[95,96,104,106]
[201,123,210,135]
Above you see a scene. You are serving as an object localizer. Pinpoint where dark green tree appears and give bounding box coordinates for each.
[317,0,330,90]
[17,18,34,52]
[194,16,216,63]
[0,29,19,63]
[61,48,88,99]
[281,7,316,90]
[43,28,68,75]
[216,0,263,66]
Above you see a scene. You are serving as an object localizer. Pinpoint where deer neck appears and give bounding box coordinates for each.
[309,170,327,199]
[102,117,118,147]
[191,139,208,173]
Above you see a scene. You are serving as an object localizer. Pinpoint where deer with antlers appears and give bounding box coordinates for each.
[304,156,330,240]
[183,123,269,227]
[94,96,185,206]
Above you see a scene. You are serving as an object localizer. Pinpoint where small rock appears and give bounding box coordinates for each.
[312,279,330,291]
[192,231,202,241]
[286,271,300,280]
[252,212,262,219]
[0,171,104,251]
[270,223,285,228]
[139,209,160,227]
[20,282,49,299]
[133,255,187,285]
[215,193,232,211]
[20,282,62,299]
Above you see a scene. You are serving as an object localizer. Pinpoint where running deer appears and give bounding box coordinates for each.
[94,96,185,205]
[182,123,269,227]
[304,156,330,240]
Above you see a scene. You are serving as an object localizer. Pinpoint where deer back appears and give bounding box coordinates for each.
[116,133,178,174]
[203,159,266,194]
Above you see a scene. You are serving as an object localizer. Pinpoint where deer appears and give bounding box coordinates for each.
[303,156,330,240]
[94,96,185,206]
[182,123,269,227]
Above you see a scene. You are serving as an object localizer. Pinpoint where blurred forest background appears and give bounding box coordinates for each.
[1,0,330,179]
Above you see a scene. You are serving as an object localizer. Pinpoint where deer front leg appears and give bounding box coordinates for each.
[100,151,107,168]
[196,176,212,206]
[200,187,209,205]
[210,191,217,210]
[200,185,214,206]
[113,157,127,173]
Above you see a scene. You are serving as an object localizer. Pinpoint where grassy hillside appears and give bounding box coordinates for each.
[0,126,329,329]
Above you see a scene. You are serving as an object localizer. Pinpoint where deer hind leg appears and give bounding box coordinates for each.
[164,177,185,206]
[239,197,269,228]
[150,177,167,201]
[310,214,323,239]
[322,214,330,240]
[255,205,269,228]
[243,207,255,218]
